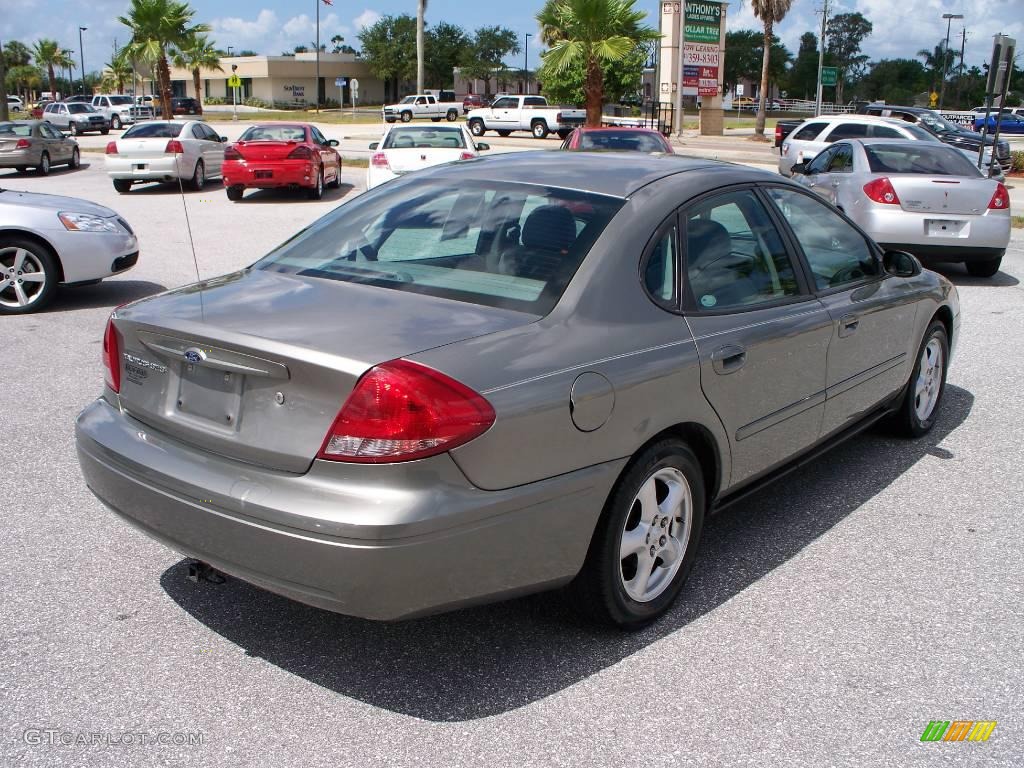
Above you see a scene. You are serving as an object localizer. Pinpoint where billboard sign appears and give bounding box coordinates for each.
[684,1,722,44]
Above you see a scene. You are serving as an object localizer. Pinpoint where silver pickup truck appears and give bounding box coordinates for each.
[90,94,154,130]
[382,94,462,123]
[466,95,586,139]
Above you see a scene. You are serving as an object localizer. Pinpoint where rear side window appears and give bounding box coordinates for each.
[382,127,466,149]
[122,122,183,139]
[792,122,827,141]
[863,144,982,177]
[826,123,869,141]
[871,125,902,138]
[256,180,624,315]
[643,224,677,307]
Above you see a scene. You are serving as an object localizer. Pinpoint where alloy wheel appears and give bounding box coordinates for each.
[914,338,944,422]
[0,246,48,310]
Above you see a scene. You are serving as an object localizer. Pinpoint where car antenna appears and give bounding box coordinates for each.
[172,129,204,318]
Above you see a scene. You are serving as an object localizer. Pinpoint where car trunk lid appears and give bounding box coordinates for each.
[115,137,180,159]
[889,176,994,216]
[111,269,534,473]
[232,140,303,161]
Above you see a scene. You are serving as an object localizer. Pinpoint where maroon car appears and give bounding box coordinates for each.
[462,94,487,114]
[560,127,674,153]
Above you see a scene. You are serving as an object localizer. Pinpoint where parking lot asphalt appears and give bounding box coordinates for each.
[1,157,1022,767]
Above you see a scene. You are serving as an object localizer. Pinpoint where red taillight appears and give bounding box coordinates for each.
[863,177,901,205]
[459,151,475,160]
[317,360,495,463]
[102,316,120,393]
[371,152,390,169]
[105,141,118,155]
[223,145,242,161]
[165,139,184,154]
[15,138,31,149]
[988,182,1009,210]
[287,145,313,160]
[774,124,782,144]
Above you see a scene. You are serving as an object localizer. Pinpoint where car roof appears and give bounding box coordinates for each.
[577,127,665,134]
[811,114,913,124]
[421,150,752,198]
[862,104,930,114]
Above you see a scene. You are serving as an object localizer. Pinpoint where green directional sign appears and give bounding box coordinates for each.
[821,67,838,87]
[684,1,722,44]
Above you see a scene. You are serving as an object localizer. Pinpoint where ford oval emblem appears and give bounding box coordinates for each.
[184,348,206,364]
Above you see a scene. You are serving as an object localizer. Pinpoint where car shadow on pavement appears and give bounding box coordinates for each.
[932,263,1020,288]
[160,384,974,722]
[52,280,166,311]
[230,184,354,204]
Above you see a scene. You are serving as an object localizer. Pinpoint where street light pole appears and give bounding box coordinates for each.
[815,0,829,117]
[524,33,531,94]
[78,27,87,95]
[939,13,963,110]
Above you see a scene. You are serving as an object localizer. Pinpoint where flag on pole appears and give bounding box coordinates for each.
[322,0,332,5]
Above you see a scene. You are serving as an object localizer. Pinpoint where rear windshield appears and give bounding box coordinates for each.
[239,125,306,142]
[122,122,183,139]
[68,104,95,114]
[864,144,983,177]
[578,131,667,152]
[0,123,32,137]
[108,96,133,105]
[255,180,624,314]
[382,127,466,149]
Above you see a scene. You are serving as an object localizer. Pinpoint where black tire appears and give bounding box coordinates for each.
[497,130,512,137]
[965,257,1001,278]
[531,120,549,139]
[307,167,324,200]
[385,118,396,124]
[557,129,571,140]
[69,148,80,169]
[100,128,109,135]
[69,123,79,136]
[400,111,412,123]
[0,235,59,314]
[113,178,132,193]
[111,115,122,130]
[893,320,949,438]
[226,185,244,201]
[327,165,341,189]
[190,160,205,191]
[38,152,50,175]
[469,119,485,137]
[571,439,706,628]
[446,110,458,122]
[15,167,28,174]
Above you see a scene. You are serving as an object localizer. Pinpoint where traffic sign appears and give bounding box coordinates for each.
[821,67,838,87]
[334,77,346,87]
[929,91,939,107]
[227,74,241,88]
[350,78,359,92]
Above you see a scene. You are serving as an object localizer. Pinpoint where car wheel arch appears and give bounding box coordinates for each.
[0,228,65,282]
[932,305,954,351]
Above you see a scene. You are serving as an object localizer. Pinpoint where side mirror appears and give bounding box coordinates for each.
[883,250,922,278]
[369,142,379,150]
[476,143,490,151]
[328,139,339,147]
[790,162,807,175]
[219,136,228,142]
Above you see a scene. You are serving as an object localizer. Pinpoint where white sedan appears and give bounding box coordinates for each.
[105,120,227,193]
[367,123,488,189]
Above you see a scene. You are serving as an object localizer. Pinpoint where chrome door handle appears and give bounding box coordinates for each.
[711,344,747,374]
[839,314,859,337]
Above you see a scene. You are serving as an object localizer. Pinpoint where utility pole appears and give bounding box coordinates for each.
[674,3,686,137]
[939,13,964,109]
[315,0,320,113]
[0,39,9,122]
[815,0,828,117]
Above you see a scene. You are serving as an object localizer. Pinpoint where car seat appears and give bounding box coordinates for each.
[686,219,757,308]
[499,205,577,281]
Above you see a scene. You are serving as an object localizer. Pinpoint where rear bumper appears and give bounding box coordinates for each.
[855,207,1011,259]
[0,148,39,167]
[75,398,621,620]
[222,160,317,189]
[106,155,188,181]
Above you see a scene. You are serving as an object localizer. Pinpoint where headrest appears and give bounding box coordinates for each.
[522,205,577,252]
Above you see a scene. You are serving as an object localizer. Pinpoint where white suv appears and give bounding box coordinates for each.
[778,116,940,176]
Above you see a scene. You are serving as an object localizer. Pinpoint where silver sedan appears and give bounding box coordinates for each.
[0,120,80,175]
[791,138,1011,277]
[76,153,959,627]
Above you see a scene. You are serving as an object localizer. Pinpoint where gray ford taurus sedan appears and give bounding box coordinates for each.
[75,152,960,627]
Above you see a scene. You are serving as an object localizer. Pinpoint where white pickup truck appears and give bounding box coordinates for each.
[90,94,154,130]
[382,94,462,124]
[466,95,586,139]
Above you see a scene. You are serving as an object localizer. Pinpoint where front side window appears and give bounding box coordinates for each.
[310,126,329,145]
[255,180,624,315]
[491,98,515,109]
[766,187,879,291]
[827,144,854,172]
[805,146,836,174]
[684,190,801,311]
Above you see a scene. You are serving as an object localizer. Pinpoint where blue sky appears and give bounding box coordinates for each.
[2,0,1019,81]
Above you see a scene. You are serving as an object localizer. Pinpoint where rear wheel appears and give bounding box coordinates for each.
[190,160,205,191]
[38,152,50,175]
[111,115,122,130]
[430,117,442,122]
[69,148,80,169]
[308,167,324,200]
[469,119,485,137]
[0,236,58,314]
[894,320,949,438]
[100,128,109,135]
[69,123,79,136]
[226,185,244,201]
[446,110,458,122]
[531,120,549,139]
[571,439,705,628]
[400,111,412,123]
[966,257,1001,278]
[113,178,132,193]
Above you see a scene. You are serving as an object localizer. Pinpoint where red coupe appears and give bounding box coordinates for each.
[560,127,674,153]
[222,123,342,201]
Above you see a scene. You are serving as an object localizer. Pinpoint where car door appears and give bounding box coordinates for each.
[488,97,517,130]
[681,187,832,487]
[40,122,70,162]
[309,126,338,181]
[803,143,854,207]
[190,123,220,175]
[51,104,68,129]
[764,186,918,438]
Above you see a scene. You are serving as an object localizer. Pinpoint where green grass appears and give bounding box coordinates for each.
[204,110,379,125]
[1013,216,1024,229]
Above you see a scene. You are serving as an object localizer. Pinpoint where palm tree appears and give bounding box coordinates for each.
[537,0,660,127]
[30,39,71,98]
[104,49,134,94]
[171,33,222,108]
[119,0,209,121]
[751,0,793,138]
[416,0,428,93]
[917,43,952,94]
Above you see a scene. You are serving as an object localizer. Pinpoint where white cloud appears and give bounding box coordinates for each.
[354,10,382,31]
[209,8,361,54]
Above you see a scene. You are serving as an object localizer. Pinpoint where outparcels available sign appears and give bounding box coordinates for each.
[685,1,722,44]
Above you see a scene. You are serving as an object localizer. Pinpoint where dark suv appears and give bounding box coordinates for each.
[171,97,202,115]
[857,104,1011,176]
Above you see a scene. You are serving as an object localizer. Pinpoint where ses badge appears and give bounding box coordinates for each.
[123,352,167,385]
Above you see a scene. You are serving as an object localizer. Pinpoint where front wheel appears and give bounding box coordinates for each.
[111,115,122,130]
[0,236,58,314]
[469,119,485,137]
[531,121,549,139]
[571,439,705,628]
[226,185,244,201]
[894,320,949,438]
[966,257,1002,278]
[69,148,80,169]
[38,152,50,175]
